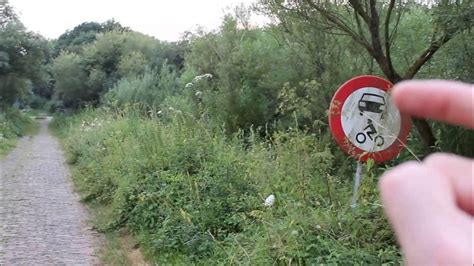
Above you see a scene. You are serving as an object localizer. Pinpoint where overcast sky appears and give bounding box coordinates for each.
[9,0,263,41]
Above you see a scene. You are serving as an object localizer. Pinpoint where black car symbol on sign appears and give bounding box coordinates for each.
[358,93,386,114]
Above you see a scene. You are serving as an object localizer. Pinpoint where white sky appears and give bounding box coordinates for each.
[9,0,263,41]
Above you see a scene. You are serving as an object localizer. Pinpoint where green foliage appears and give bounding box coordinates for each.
[53,20,129,56]
[0,0,17,27]
[277,80,330,129]
[81,30,170,77]
[0,107,36,157]
[45,2,472,264]
[418,31,474,82]
[53,107,401,264]
[52,29,185,108]
[387,4,472,81]
[434,123,474,157]
[117,51,148,78]
[183,17,301,132]
[51,52,90,107]
[104,66,179,108]
[0,19,50,105]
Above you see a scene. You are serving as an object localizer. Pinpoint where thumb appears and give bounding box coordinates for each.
[379,162,472,265]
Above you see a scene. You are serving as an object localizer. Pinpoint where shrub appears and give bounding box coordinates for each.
[104,66,179,109]
[0,107,35,156]
[54,107,401,264]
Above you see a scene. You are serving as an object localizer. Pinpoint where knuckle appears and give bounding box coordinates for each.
[379,161,422,195]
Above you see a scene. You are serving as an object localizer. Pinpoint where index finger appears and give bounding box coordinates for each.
[392,80,474,129]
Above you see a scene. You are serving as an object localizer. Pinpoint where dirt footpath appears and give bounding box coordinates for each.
[0,118,99,265]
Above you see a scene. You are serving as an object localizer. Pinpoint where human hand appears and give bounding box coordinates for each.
[379,80,473,265]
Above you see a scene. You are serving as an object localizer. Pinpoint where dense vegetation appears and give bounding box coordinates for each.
[0,0,42,156]
[52,107,399,264]
[3,0,473,264]
[0,108,36,157]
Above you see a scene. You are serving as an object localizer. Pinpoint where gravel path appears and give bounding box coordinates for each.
[0,118,99,265]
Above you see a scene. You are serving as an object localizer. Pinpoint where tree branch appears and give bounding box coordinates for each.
[384,0,396,80]
[367,0,401,82]
[389,0,403,46]
[404,34,452,79]
[348,0,370,24]
[354,7,368,43]
[304,0,372,49]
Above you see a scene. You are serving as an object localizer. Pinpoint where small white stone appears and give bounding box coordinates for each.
[264,194,275,207]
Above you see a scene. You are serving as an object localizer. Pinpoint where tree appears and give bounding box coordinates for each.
[51,52,89,108]
[81,30,169,92]
[183,16,299,132]
[259,0,473,150]
[0,2,49,106]
[53,20,130,56]
[0,0,17,27]
[52,29,184,108]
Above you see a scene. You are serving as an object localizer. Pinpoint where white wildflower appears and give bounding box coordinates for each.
[192,73,213,82]
[264,194,275,207]
[168,107,182,114]
[195,90,203,97]
[185,82,194,89]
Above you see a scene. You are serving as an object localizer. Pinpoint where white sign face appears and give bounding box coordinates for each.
[341,87,401,152]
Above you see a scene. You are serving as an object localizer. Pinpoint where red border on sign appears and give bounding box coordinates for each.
[329,75,412,163]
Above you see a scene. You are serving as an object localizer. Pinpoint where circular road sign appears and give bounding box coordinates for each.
[329,75,412,163]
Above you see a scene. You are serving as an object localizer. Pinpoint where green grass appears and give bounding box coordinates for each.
[52,107,402,265]
[100,233,132,266]
[53,119,143,266]
[87,202,132,266]
[0,108,39,159]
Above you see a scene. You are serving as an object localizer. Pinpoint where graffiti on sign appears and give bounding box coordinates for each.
[329,75,411,163]
[340,87,401,153]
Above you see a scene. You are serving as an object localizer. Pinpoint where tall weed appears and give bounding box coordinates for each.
[53,107,401,264]
[0,108,37,156]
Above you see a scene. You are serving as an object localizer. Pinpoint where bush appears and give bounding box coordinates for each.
[28,94,48,109]
[104,66,179,109]
[0,108,35,156]
[54,107,401,264]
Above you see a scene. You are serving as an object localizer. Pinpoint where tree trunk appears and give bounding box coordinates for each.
[413,119,437,153]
